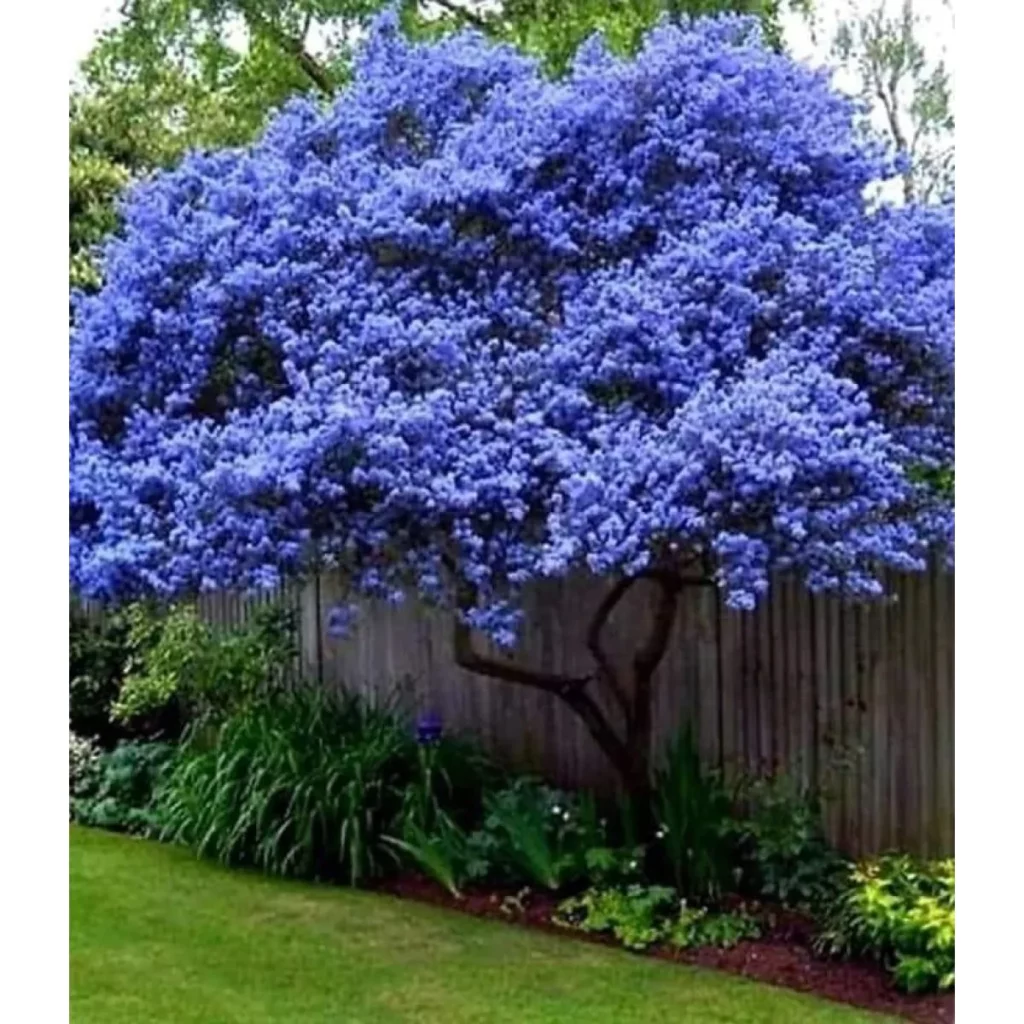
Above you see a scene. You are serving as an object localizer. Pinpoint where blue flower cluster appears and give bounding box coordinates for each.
[70,12,954,641]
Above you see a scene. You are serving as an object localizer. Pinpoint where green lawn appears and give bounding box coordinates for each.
[71,827,893,1024]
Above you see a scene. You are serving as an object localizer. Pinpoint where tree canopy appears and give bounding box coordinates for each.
[71,11,953,622]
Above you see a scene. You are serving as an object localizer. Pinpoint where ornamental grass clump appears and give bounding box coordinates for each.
[157,688,420,884]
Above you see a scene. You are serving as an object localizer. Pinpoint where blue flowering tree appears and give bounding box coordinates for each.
[70,13,953,794]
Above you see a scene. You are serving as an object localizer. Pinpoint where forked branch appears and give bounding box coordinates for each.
[451,614,635,778]
[452,617,591,696]
[446,554,715,791]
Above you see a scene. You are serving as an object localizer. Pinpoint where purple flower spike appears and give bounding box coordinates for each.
[416,711,443,745]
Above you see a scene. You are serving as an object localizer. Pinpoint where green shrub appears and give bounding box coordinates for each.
[113,603,297,725]
[668,904,761,950]
[71,603,185,744]
[71,607,130,745]
[582,843,647,887]
[556,885,677,950]
[71,739,174,834]
[815,854,955,993]
[71,600,297,745]
[556,885,761,953]
[71,600,193,744]
[473,778,608,890]
[388,776,642,897]
[651,726,736,900]
[731,773,848,910]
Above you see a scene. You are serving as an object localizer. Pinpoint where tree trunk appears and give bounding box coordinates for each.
[451,562,713,805]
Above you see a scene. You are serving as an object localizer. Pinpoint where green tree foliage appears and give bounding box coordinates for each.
[831,0,954,204]
[69,141,129,291]
[423,2,807,74]
[69,0,368,287]
[69,1,810,285]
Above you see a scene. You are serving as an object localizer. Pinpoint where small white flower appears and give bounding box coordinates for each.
[551,804,562,816]
[562,811,571,822]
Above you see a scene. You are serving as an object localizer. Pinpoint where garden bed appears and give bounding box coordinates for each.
[379,875,954,1024]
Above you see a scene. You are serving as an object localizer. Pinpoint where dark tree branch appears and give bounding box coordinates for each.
[245,9,336,96]
[632,570,686,684]
[586,560,715,723]
[445,550,715,795]
[446,556,592,695]
[452,614,637,782]
[452,616,591,695]
[430,0,493,32]
[586,575,642,724]
[445,553,637,781]
[628,571,683,753]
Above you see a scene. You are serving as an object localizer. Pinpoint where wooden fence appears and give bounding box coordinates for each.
[185,563,953,859]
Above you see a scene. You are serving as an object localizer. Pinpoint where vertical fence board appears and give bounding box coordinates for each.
[770,580,788,778]
[696,586,721,769]
[823,593,845,845]
[869,586,891,854]
[718,606,742,783]
[914,568,936,856]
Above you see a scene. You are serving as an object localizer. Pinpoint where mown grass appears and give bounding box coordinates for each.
[70,826,895,1024]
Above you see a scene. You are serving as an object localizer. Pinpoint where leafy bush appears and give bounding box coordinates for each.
[69,730,102,804]
[669,904,761,950]
[71,740,174,833]
[815,854,955,993]
[113,603,297,725]
[557,885,676,950]
[71,607,130,745]
[156,688,485,886]
[556,885,761,953]
[388,774,643,897]
[651,726,736,900]
[71,601,189,744]
[473,779,609,890]
[731,773,848,910]
[582,844,647,887]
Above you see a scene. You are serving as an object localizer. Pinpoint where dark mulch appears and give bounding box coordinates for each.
[377,875,954,1024]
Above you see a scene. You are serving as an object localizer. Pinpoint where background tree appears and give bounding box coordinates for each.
[420,2,810,73]
[831,0,954,204]
[70,14,954,796]
[69,1,810,286]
